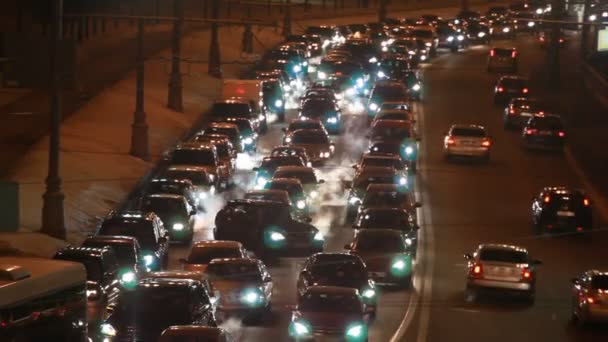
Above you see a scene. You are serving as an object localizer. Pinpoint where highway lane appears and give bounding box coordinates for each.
[418,34,608,341]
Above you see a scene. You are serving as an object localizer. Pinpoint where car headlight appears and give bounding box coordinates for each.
[86,289,99,299]
[172,223,185,231]
[309,190,319,199]
[143,254,155,267]
[314,231,324,241]
[284,84,291,92]
[477,31,486,38]
[390,256,411,277]
[302,61,308,66]
[346,87,356,96]
[502,27,510,33]
[289,320,312,337]
[369,103,378,111]
[368,57,378,63]
[243,137,253,145]
[408,50,416,55]
[377,70,386,78]
[425,42,432,47]
[296,199,306,209]
[356,78,364,88]
[536,8,543,14]
[457,35,464,41]
[293,65,302,73]
[100,323,117,337]
[447,36,454,42]
[119,270,137,289]
[399,177,407,186]
[412,83,421,91]
[258,114,265,121]
[320,151,330,158]
[349,196,361,205]
[405,146,414,155]
[198,191,208,199]
[318,71,327,79]
[528,21,535,27]
[420,55,427,61]
[308,65,317,73]
[240,288,263,306]
[326,117,338,124]
[362,288,376,299]
[270,231,286,241]
[345,323,367,341]
[275,99,284,108]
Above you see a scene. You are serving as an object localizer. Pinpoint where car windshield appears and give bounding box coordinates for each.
[206,128,238,140]
[370,143,400,155]
[245,192,287,203]
[353,233,406,252]
[142,197,186,216]
[228,121,253,135]
[411,30,433,38]
[310,258,367,285]
[292,132,329,144]
[451,127,486,137]
[82,241,136,266]
[501,78,526,88]
[381,103,409,111]
[207,262,262,282]
[55,255,103,281]
[479,249,528,263]
[99,221,157,249]
[120,286,192,324]
[302,100,335,114]
[266,182,304,197]
[378,113,409,121]
[300,293,361,313]
[372,86,407,101]
[163,170,210,186]
[274,170,317,184]
[528,117,563,130]
[363,191,409,206]
[148,182,186,196]
[354,175,395,189]
[493,49,513,57]
[357,211,412,229]
[188,247,242,264]
[260,157,304,173]
[171,149,216,166]
[289,121,323,131]
[212,103,250,117]
[592,275,608,290]
[372,125,411,139]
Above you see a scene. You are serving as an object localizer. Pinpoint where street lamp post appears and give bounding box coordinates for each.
[167,0,184,112]
[130,18,149,160]
[208,0,222,78]
[41,0,66,240]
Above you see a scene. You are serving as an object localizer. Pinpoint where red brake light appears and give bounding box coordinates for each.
[540,36,545,42]
[511,50,517,58]
[543,195,550,203]
[525,128,537,135]
[471,264,483,276]
[481,139,491,147]
[587,297,598,304]
[583,198,590,206]
[558,131,565,138]
[559,38,564,43]
[497,86,504,92]
[522,268,532,280]
[509,108,516,114]
[490,49,495,57]
[522,88,529,94]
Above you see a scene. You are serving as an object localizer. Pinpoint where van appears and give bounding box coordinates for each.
[219,79,268,132]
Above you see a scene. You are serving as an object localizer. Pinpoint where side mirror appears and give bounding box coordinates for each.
[179,258,188,264]
[463,253,473,260]
[318,179,325,184]
[415,202,422,208]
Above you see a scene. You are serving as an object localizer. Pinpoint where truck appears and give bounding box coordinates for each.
[219,79,268,133]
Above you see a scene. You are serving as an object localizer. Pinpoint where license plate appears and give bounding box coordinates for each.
[557,210,575,217]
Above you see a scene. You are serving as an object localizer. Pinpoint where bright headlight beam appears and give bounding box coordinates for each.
[297,200,306,209]
[270,232,286,241]
[362,289,376,298]
[293,321,310,335]
[172,223,184,231]
[346,324,364,338]
[314,232,324,241]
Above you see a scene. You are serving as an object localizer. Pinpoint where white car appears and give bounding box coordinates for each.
[444,124,491,162]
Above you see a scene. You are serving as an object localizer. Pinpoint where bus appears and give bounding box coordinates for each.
[0,257,88,341]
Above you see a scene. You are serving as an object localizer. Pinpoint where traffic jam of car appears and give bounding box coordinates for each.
[18,2,606,341]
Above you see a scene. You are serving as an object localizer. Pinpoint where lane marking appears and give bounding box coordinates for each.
[564,146,608,223]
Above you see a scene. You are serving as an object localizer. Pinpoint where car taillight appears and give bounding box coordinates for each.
[521,268,532,281]
[583,198,590,206]
[557,131,565,137]
[525,128,537,135]
[587,296,601,304]
[509,108,516,114]
[559,38,564,43]
[481,139,491,147]
[497,86,504,92]
[470,263,483,277]
[490,49,495,57]
[540,36,545,42]
[511,51,517,58]
[522,88,529,94]
[447,138,456,145]
[543,195,550,203]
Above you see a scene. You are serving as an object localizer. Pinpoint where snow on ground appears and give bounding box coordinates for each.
[0,232,68,258]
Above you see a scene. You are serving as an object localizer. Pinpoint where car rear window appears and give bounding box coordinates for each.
[451,127,486,137]
[99,222,157,249]
[479,249,528,263]
[592,275,608,290]
[501,78,526,88]
[493,49,513,57]
[528,116,563,130]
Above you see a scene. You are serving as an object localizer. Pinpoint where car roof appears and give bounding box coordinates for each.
[144,271,207,281]
[161,326,226,337]
[209,122,239,129]
[150,178,193,185]
[356,228,404,237]
[208,258,261,266]
[374,80,405,87]
[106,210,155,222]
[145,193,184,200]
[542,186,584,195]
[305,285,359,296]
[498,75,528,81]
[268,178,302,185]
[492,46,516,51]
[292,128,328,136]
[55,246,108,259]
[373,119,412,128]
[138,277,197,289]
[192,240,243,249]
[312,252,361,262]
[83,235,138,245]
[361,207,408,215]
[275,166,315,173]
[362,153,400,160]
[477,243,528,254]
[357,166,398,175]
[246,189,289,196]
[167,165,210,173]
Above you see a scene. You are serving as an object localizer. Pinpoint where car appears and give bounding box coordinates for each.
[192,133,237,176]
[503,98,546,129]
[272,166,325,203]
[97,211,169,271]
[374,54,412,81]
[140,194,196,243]
[283,119,329,144]
[159,326,235,342]
[379,101,410,112]
[409,26,438,56]
[81,235,146,281]
[98,278,217,341]
[487,47,518,73]
[286,129,335,165]
[353,208,419,255]
[402,70,423,100]
[146,177,200,211]
[371,109,413,127]
[531,187,592,233]
[169,142,230,189]
[346,166,409,220]
[345,229,414,287]
[521,114,566,151]
[202,122,243,153]
[367,81,409,119]
[271,145,313,167]
[436,25,466,52]
[489,20,515,39]
[487,6,509,20]
[352,153,407,172]
[159,326,235,341]
[538,30,566,48]
[369,120,419,171]
[466,22,491,44]
[180,240,249,273]
[443,124,492,162]
[143,270,217,310]
[493,76,529,105]
[205,258,273,322]
[219,117,258,153]
[299,97,342,134]
[161,166,217,201]
[53,247,123,313]
[253,155,306,189]
[264,178,309,215]
[359,184,421,216]
[210,98,263,134]
[513,11,538,33]
[464,244,541,303]
[288,286,371,341]
[571,270,608,327]
[297,253,377,317]
[305,25,341,47]
[245,189,292,207]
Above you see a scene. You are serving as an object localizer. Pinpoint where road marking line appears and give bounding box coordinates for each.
[564,146,608,223]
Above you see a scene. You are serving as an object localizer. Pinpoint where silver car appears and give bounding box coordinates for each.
[464,244,541,303]
[444,124,491,162]
[571,270,608,327]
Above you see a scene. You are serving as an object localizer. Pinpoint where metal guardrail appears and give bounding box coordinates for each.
[582,61,608,109]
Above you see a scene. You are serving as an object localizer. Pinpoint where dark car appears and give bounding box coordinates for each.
[359,184,421,217]
[288,286,371,341]
[192,133,237,177]
[503,98,547,129]
[487,47,518,73]
[353,153,407,172]
[162,166,217,200]
[345,229,414,287]
[297,253,377,317]
[53,247,122,318]
[522,114,565,151]
[370,120,419,171]
[367,81,409,118]
[141,194,196,243]
[81,235,146,282]
[271,145,312,167]
[264,178,309,215]
[97,211,169,271]
[494,76,529,104]
[214,199,324,259]
[346,166,409,220]
[146,178,200,210]
[375,55,411,82]
[98,278,217,341]
[202,123,243,153]
[466,22,490,44]
[436,25,466,52]
[402,70,423,100]
[262,79,286,121]
[299,97,342,134]
[353,208,419,255]
[532,187,592,233]
[253,155,306,189]
[570,270,608,326]
[216,117,258,153]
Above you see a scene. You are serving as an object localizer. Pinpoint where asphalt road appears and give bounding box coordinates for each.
[162,10,608,342]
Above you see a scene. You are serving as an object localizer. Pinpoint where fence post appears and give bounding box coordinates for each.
[209,0,222,78]
[283,0,292,38]
[130,19,149,160]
